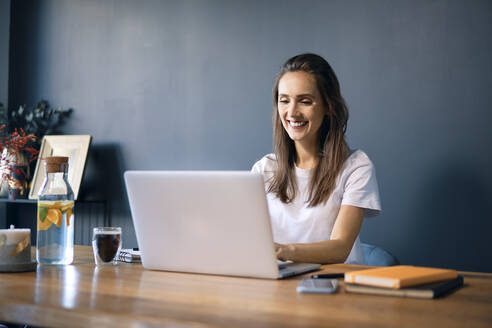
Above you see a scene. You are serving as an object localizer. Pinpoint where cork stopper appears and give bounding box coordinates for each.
[44,156,69,173]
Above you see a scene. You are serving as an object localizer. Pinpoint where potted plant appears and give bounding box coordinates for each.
[0,100,73,199]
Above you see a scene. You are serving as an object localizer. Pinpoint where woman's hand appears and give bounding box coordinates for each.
[273,206,364,264]
[274,242,295,261]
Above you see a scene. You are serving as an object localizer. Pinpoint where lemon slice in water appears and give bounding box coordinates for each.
[46,208,63,227]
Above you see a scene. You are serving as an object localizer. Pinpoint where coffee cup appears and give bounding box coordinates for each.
[92,227,122,266]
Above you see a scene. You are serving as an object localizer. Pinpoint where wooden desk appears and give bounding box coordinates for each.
[0,246,490,328]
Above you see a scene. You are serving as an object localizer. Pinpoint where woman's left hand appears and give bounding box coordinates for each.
[274,242,295,261]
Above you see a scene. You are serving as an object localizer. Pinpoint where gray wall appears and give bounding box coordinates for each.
[0,0,8,106]
[8,0,492,272]
[0,0,10,228]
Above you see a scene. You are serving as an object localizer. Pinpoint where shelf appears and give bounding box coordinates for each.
[0,198,37,204]
[0,198,106,204]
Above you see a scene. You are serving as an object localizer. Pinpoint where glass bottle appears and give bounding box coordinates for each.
[36,156,75,264]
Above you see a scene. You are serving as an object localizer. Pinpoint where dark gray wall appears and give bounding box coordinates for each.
[8,0,492,272]
[0,0,10,228]
[0,0,8,106]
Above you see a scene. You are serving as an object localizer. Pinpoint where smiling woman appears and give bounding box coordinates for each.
[252,53,382,265]
[277,71,326,157]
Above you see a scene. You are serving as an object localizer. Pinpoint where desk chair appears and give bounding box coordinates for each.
[361,243,399,266]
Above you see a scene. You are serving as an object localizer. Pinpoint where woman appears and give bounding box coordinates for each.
[252,53,381,265]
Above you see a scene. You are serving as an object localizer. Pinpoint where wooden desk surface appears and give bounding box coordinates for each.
[0,246,490,328]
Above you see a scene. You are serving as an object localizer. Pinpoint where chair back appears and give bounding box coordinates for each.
[361,243,399,266]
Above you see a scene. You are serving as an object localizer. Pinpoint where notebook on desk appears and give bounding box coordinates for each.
[124,171,321,279]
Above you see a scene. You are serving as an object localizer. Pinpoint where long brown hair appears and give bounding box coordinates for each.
[268,53,349,207]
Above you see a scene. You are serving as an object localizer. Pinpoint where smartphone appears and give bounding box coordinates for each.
[296,278,339,294]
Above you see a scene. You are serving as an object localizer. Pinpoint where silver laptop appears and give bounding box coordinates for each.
[124,171,321,279]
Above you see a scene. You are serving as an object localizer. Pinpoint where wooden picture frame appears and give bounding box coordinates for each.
[29,135,91,200]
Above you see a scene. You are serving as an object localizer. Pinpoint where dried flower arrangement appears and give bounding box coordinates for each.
[1,100,73,148]
[0,124,39,198]
[0,100,72,199]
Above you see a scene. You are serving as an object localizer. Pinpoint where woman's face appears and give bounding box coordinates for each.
[277,71,326,147]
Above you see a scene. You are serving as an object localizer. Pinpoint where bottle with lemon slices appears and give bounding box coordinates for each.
[36,156,75,265]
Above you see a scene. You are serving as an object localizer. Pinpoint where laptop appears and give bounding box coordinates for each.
[124,171,321,279]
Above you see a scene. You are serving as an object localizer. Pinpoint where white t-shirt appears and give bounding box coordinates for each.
[251,149,381,264]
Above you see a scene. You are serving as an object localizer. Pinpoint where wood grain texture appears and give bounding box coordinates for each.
[0,246,490,328]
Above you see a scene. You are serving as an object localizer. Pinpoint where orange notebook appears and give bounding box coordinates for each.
[344,265,458,289]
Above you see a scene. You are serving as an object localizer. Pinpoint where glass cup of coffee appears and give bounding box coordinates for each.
[92,227,122,266]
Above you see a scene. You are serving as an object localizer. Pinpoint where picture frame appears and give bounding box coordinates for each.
[29,135,92,200]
